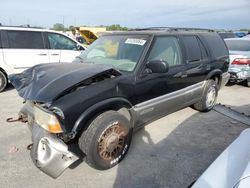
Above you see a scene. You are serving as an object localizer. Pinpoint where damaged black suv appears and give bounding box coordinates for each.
[10,27,230,178]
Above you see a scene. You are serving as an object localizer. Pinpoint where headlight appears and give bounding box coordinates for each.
[34,106,63,133]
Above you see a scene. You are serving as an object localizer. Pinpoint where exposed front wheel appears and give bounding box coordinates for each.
[193,80,218,112]
[0,71,7,92]
[78,110,132,170]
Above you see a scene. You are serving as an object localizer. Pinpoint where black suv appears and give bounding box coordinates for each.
[10,27,230,178]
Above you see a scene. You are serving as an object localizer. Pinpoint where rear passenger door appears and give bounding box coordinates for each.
[181,35,210,101]
[1,30,49,73]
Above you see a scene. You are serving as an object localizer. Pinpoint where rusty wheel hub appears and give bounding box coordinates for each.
[98,123,127,160]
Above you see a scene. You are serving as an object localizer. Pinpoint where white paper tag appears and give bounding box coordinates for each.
[125,38,146,46]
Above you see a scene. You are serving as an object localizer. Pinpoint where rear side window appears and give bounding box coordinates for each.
[225,40,250,51]
[203,33,228,58]
[6,31,44,49]
[182,36,204,62]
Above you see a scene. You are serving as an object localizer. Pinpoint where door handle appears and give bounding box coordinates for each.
[38,53,47,56]
[51,54,59,56]
[181,74,187,78]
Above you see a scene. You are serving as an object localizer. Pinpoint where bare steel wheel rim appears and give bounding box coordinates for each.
[206,86,216,107]
[98,123,127,160]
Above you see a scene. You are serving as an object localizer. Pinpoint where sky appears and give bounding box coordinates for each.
[0,0,249,30]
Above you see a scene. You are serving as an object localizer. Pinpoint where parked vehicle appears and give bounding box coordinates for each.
[224,38,250,87]
[192,128,250,188]
[0,26,85,92]
[234,31,248,38]
[9,27,230,178]
[218,31,236,39]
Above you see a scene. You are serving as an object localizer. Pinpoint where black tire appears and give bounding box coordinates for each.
[193,80,218,112]
[78,110,133,170]
[244,79,250,87]
[0,71,7,92]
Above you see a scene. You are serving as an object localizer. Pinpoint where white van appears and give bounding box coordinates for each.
[0,26,85,92]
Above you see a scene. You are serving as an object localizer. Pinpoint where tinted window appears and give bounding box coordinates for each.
[148,37,182,66]
[197,38,208,59]
[48,33,77,50]
[182,36,202,62]
[0,31,2,48]
[7,31,44,49]
[203,33,228,58]
[218,32,236,39]
[225,40,250,51]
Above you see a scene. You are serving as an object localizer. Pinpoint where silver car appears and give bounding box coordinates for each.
[224,38,250,87]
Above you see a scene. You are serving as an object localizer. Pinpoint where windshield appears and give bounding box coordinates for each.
[76,35,148,71]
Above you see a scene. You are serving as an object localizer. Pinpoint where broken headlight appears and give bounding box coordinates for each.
[34,106,63,133]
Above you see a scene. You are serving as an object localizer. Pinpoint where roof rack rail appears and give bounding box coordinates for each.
[134,27,215,32]
[0,25,45,29]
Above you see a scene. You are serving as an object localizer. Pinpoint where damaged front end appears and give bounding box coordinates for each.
[8,63,122,178]
[14,101,78,178]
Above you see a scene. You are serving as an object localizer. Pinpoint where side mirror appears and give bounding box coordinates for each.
[146,60,169,73]
[77,44,85,51]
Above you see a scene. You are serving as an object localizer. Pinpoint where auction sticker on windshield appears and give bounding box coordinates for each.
[125,38,146,46]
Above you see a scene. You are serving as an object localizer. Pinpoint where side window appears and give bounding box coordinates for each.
[182,36,202,62]
[148,37,182,66]
[0,31,2,48]
[48,33,77,50]
[197,38,208,59]
[7,31,44,49]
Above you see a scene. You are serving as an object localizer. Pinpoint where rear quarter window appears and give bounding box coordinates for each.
[224,40,250,51]
[202,33,228,58]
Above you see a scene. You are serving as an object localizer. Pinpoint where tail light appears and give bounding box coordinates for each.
[231,58,250,65]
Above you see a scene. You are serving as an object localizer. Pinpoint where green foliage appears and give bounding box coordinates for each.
[106,24,128,31]
[239,28,250,32]
[53,23,65,31]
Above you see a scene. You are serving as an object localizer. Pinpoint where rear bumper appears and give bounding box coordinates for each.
[20,102,78,178]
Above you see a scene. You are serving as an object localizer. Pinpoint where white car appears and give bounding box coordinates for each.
[0,26,85,92]
[192,128,250,188]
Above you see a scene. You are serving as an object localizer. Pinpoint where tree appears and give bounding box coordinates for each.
[53,23,65,31]
[106,24,128,31]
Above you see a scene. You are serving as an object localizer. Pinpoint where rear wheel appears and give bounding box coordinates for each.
[193,80,218,112]
[0,71,7,92]
[244,79,250,87]
[79,110,132,170]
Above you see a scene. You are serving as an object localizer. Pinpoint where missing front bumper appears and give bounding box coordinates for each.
[31,124,78,178]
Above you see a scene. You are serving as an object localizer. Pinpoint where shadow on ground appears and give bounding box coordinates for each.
[113,105,249,188]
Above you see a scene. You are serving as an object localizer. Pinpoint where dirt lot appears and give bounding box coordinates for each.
[0,84,249,188]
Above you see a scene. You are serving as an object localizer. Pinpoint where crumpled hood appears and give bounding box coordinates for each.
[9,63,120,103]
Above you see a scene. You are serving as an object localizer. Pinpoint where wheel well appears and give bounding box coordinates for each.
[74,104,133,140]
[210,74,220,86]
[0,68,8,79]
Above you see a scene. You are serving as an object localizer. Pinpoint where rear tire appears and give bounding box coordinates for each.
[193,80,218,112]
[78,110,133,170]
[0,71,7,92]
[244,79,250,87]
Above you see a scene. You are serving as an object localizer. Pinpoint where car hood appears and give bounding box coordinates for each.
[9,63,121,103]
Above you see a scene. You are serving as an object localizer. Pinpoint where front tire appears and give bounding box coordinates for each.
[193,80,218,112]
[79,110,133,170]
[0,71,7,92]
